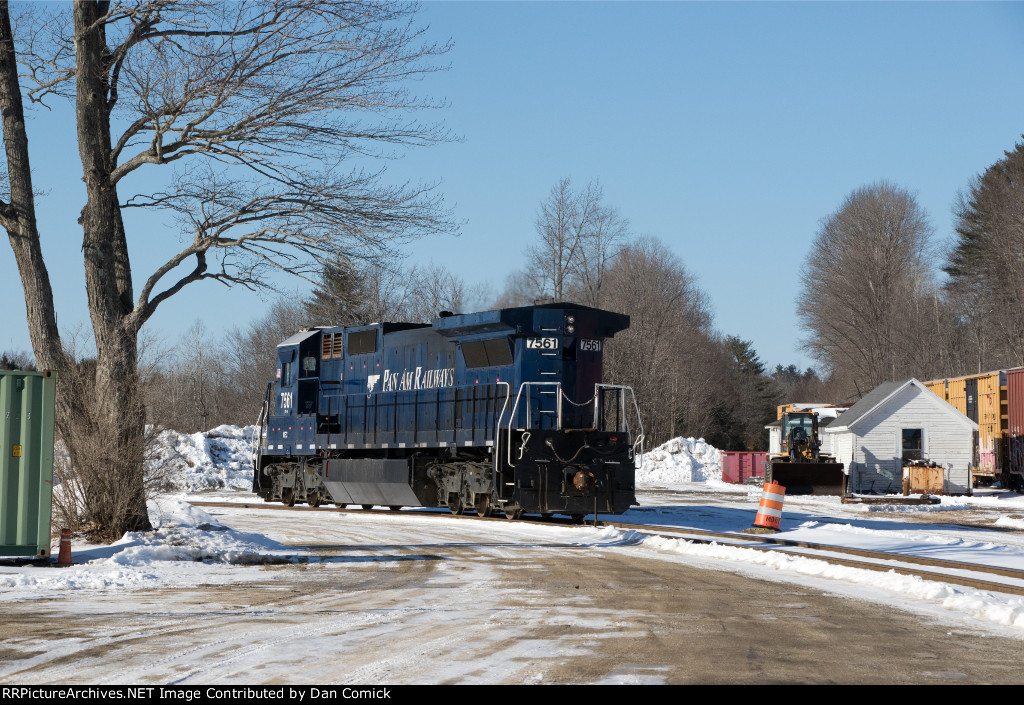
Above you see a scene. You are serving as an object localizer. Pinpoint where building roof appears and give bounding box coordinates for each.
[825,381,904,431]
[823,378,977,434]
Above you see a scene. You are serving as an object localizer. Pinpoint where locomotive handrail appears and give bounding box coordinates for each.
[251,380,274,479]
[493,381,511,475]
[593,383,645,469]
[506,381,562,468]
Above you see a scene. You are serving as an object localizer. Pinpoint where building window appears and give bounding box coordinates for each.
[901,428,923,462]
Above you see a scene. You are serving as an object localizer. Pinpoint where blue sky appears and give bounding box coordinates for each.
[3,1,1024,372]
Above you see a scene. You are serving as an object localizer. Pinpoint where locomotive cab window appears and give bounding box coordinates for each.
[281,361,295,386]
[461,341,488,368]
[461,338,513,368]
[484,338,513,366]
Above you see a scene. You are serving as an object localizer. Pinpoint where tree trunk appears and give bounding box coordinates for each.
[0,3,63,372]
[73,1,150,537]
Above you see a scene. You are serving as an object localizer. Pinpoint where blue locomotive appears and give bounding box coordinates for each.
[252,303,642,519]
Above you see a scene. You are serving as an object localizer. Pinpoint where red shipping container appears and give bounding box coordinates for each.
[721,451,768,484]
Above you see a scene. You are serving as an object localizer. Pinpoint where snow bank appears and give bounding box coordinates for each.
[637,437,722,485]
[640,532,1024,634]
[995,515,1024,530]
[0,497,294,598]
[104,496,291,565]
[148,425,256,492]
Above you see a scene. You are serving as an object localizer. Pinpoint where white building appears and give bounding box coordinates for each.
[822,379,977,495]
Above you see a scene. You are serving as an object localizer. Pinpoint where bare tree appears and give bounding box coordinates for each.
[0,1,454,540]
[218,298,311,428]
[0,349,34,370]
[494,270,542,309]
[310,257,484,325]
[400,262,467,322]
[601,236,720,446]
[570,201,629,307]
[172,322,226,432]
[797,182,941,397]
[528,177,625,301]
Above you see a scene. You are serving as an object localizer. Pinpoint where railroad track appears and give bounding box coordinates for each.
[190,499,1024,598]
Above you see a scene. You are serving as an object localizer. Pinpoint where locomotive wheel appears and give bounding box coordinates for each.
[504,505,523,520]
[448,495,464,515]
[569,514,586,524]
[361,504,374,511]
[475,495,492,517]
[388,506,402,511]
[281,487,296,507]
[307,491,321,508]
[334,503,348,509]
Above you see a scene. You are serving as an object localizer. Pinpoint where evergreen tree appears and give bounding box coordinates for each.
[723,337,776,450]
[308,257,372,327]
[945,139,1024,368]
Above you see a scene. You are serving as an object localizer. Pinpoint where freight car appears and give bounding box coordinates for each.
[252,303,643,519]
[923,370,1024,491]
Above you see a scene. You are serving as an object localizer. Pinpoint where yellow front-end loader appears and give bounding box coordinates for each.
[766,411,846,495]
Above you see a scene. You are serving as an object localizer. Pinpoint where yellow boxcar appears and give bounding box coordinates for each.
[976,371,1007,476]
[923,378,947,401]
[940,371,1006,479]
[946,376,968,417]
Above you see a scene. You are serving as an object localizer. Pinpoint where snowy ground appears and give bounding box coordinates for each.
[4,430,1024,682]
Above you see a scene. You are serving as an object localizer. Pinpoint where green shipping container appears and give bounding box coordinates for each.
[0,369,57,558]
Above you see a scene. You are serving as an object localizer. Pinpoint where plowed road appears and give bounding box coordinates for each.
[1,505,1021,685]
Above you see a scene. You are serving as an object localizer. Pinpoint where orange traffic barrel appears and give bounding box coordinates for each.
[57,528,72,567]
[753,482,786,531]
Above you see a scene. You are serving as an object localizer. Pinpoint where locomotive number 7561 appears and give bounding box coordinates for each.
[279,391,293,410]
[526,337,559,350]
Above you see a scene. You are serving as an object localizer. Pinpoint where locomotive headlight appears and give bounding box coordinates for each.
[566,315,576,324]
[566,325,575,334]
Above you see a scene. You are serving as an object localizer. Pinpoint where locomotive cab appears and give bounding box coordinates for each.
[266,330,321,452]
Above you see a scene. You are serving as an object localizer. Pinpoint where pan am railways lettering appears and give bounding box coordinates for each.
[381,366,455,393]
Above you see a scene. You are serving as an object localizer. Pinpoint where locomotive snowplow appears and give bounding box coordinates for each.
[765,411,846,495]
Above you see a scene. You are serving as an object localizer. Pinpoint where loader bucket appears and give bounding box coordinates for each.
[768,460,846,496]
